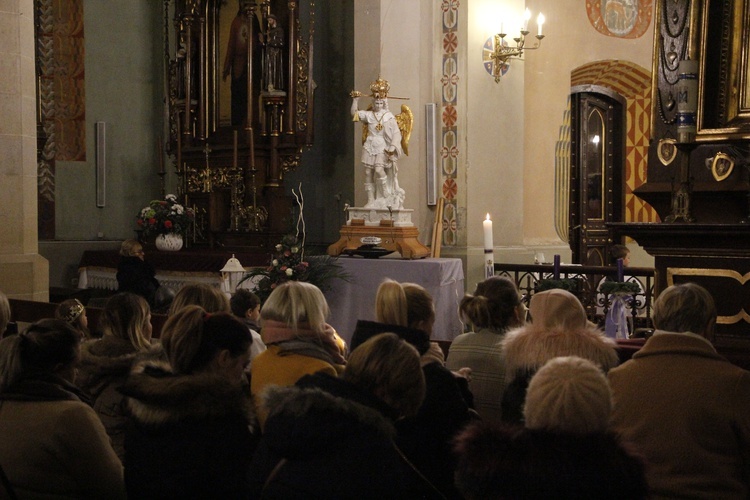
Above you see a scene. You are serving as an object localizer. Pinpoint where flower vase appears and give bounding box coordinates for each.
[155,233,183,252]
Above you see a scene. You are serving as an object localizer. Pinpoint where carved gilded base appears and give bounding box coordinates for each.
[327,223,430,259]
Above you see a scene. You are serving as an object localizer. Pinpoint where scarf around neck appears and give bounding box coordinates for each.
[261,319,346,365]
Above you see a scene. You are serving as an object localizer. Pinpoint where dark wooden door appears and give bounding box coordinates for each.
[570,92,624,265]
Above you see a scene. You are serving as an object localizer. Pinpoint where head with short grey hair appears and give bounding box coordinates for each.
[652,283,716,340]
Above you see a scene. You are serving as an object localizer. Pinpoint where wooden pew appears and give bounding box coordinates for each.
[8,298,168,339]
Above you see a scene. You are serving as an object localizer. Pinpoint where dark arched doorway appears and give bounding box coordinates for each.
[569,88,626,265]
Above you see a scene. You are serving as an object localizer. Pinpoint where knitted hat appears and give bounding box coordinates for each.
[529,289,587,331]
[523,356,612,435]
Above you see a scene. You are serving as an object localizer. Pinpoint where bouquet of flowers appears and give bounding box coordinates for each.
[242,233,349,304]
[136,194,195,237]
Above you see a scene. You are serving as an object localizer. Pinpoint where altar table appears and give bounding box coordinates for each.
[323,257,465,343]
[77,249,268,291]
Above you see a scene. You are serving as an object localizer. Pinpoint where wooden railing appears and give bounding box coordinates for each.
[493,263,656,334]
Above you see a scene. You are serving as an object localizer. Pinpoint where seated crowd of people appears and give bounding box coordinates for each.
[0,266,749,498]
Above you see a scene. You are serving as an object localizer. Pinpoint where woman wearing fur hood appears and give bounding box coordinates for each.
[120,306,257,499]
[501,289,619,424]
[77,292,156,460]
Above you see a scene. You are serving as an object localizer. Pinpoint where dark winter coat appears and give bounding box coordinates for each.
[351,319,476,498]
[116,256,160,306]
[454,421,648,499]
[77,336,144,460]
[351,319,432,355]
[120,360,258,499]
[396,362,477,499]
[250,372,444,499]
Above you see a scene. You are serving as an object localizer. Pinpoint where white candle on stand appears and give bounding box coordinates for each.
[483,214,494,279]
[537,13,545,36]
[483,213,493,250]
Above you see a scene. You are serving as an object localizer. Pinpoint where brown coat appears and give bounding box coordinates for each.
[0,381,125,499]
[609,332,750,499]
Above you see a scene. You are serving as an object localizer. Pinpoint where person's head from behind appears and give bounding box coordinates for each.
[344,333,425,418]
[460,276,524,332]
[261,281,329,335]
[0,319,81,392]
[230,289,261,322]
[120,239,145,261]
[528,288,588,332]
[610,244,630,266]
[100,293,152,350]
[0,291,10,337]
[55,299,88,337]
[169,283,230,316]
[524,356,612,435]
[652,282,716,340]
[160,305,252,383]
[376,279,435,336]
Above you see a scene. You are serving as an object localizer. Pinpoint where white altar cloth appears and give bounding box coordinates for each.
[323,257,465,343]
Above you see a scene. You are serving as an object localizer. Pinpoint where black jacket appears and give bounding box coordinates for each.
[120,360,258,499]
[116,256,160,306]
[250,372,444,499]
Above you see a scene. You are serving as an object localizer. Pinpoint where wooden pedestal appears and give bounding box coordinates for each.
[327,222,430,259]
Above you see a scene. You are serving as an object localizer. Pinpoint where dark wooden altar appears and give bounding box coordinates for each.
[608,0,750,366]
[166,0,314,251]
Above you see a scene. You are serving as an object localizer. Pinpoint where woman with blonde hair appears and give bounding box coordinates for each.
[352,278,475,498]
[0,319,126,498]
[352,279,435,354]
[168,282,229,315]
[251,333,442,498]
[76,292,154,459]
[250,281,346,426]
[120,305,257,498]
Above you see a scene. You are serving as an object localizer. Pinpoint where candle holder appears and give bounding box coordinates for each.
[484,249,495,279]
[158,171,166,198]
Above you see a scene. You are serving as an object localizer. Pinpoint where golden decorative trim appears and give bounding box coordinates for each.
[296,42,309,131]
[667,267,750,324]
[715,310,750,325]
[185,166,239,193]
[666,267,750,285]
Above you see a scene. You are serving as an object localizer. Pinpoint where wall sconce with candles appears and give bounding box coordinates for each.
[483,8,546,83]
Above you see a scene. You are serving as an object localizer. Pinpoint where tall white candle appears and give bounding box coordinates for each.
[537,13,545,36]
[483,213,493,250]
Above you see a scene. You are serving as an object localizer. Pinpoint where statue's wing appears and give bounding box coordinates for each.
[396,104,413,156]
